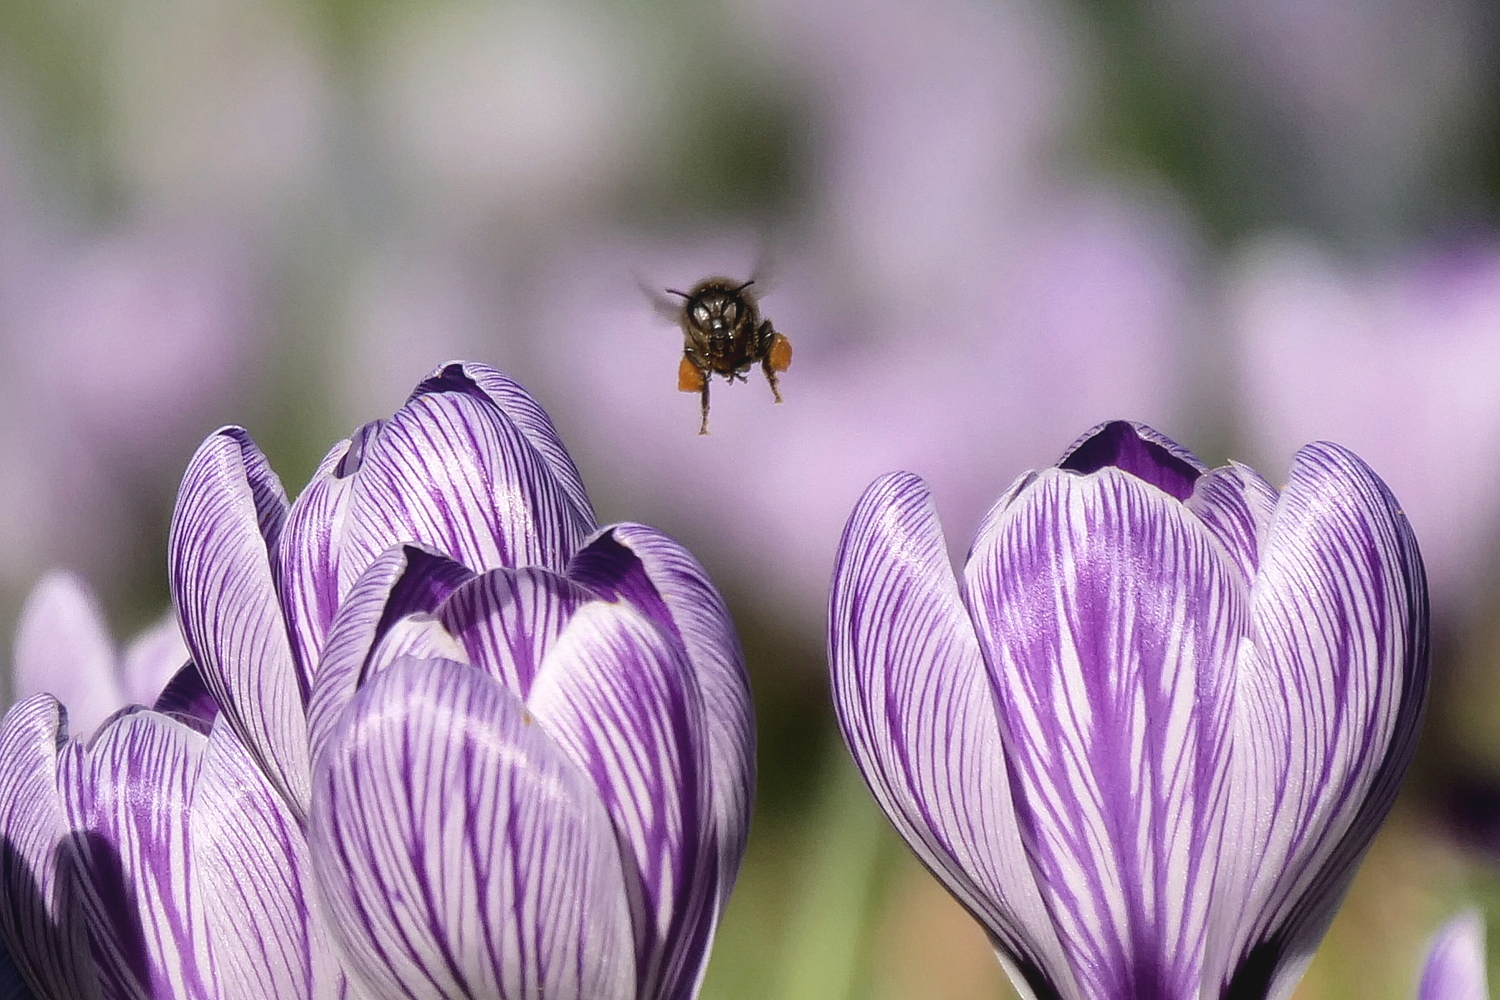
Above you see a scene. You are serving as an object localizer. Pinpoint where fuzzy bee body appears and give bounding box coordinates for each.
[669,277,792,435]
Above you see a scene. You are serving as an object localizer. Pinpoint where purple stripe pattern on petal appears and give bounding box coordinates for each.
[309,658,637,1000]
[829,421,1429,1000]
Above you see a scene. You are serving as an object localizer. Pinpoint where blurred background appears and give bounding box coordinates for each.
[1,0,1499,996]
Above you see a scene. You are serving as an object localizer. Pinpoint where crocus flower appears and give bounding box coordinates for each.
[1419,912,1489,1000]
[830,419,1428,1000]
[8,571,188,737]
[0,360,752,1000]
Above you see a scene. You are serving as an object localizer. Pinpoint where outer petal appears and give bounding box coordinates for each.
[58,710,214,1000]
[168,428,309,815]
[308,658,636,1000]
[568,524,755,901]
[0,696,98,1000]
[965,467,1244,1000]
[13,573,124,740]
[119,614,189,710]
[527,601,712,1000]
[341,366,594,587]
[830,473,1077,1000]
[1419,912,1488,1000]
[306,545,473,769]
[1210,442,1428,1000]
[191,718,350,1000]
[446,363,597,530]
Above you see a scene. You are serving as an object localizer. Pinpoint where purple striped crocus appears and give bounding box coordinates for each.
[0,361,752,1000]
[830,419,1428,1000]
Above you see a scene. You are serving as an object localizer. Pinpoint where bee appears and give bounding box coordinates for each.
[667,277,792,435]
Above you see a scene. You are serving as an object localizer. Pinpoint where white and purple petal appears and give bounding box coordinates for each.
[306,545,473,769]
[829,472,1079,1000]
[340,367,594,587]
[58,709,215,1000]
[0,696,98,1000]
[568,523,755,901]
[308,657,636,1000]
[526,601,713,1000]
[965,466,1243,1000]
[168,428,309,816]
[1210,442,1428,1000]
[190,718,350,1000]
[437,568,594,700]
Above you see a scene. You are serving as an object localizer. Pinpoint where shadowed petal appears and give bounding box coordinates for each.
[965,467,1244,1000]
[568,524,754,901]
[308,658,636,1000]
[1419,913,1488,1000]
[830,473,1077,1000]
[527,602,712,1000]
[342,368,594,586]
[437,568,594,700]
[1210,443,1428,1000]
[168,428,309,816]
[191,719,350,1000]
[1058,421,1206,501]
[151,665,220,737]
[119,615,189,710]
[13,573,123,740]
[306,546,473,769]
[0,696,98,1000]
[58,710,215,1000]
[0,934,38,1000]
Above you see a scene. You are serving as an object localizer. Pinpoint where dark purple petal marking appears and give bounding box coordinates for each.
[829,473,1077,1000]
[0,696,98,1000]
[0,932,40,1000]
[1185,464,1279,586]
[965,467,1245,1000]
[342,373,594,587]
[191,719,350,1000]
[307,546,473,771]
[1058,421,1204,501]
[1418,913,1488,1000]
[278,437,360,684]
[151,664,221,736]
[570,525,754,923]
[526,602,712,1000]
[437,569,593,700]
[308,658,636,1000]
[58,711,215,1000]
[168,428,310,817]
[1210,442,1428,1000]
[13,573,124,741]
[423,363,597,532]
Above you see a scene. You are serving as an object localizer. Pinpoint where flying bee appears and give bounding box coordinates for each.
[666,277,792,435]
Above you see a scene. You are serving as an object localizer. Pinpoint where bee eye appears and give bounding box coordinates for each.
[694,305,711,325]
[724,302,737,322]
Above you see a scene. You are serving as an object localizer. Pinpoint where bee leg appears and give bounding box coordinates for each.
[698,378,711,435]
[758,320,788,403]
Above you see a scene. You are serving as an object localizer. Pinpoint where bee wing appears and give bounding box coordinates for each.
[634,272,686,325]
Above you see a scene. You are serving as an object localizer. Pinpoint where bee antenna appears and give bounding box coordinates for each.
[665,288,691,299]
[735,279,756,293]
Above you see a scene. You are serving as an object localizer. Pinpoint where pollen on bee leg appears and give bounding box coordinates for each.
[678,357,705,392]
[768,332,792,372]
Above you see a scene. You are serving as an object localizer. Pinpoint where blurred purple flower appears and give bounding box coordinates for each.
[9,571,187,738]
[829,419,1428,1000]
[1233,236,1500,622]
[1420,912,1489,1000]
[0,361,751,999]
